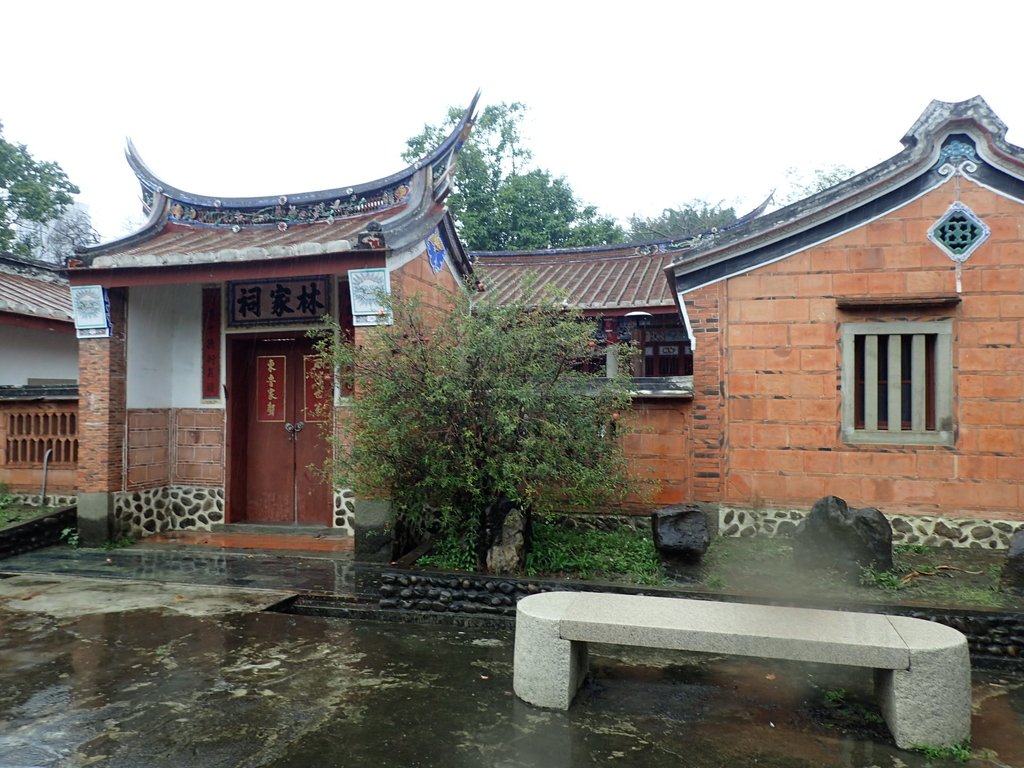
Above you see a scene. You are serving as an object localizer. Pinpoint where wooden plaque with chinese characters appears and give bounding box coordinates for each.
[228,276,331,326]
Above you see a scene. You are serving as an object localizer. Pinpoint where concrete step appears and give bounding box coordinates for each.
[209,523,348,538]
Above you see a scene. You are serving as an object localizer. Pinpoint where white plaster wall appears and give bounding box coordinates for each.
[0,326,78,385]
[127,284,210,408]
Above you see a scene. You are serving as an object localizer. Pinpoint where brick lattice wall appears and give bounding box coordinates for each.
[719,182,1024,520]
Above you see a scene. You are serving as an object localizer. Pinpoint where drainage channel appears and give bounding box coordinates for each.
[265,592,516,630]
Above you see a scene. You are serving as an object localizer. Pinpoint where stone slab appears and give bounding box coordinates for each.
[514,591,586,709]
[880,615,971,749]
[559,593,911,669]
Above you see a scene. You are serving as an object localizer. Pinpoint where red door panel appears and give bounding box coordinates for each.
[235,338,332,525]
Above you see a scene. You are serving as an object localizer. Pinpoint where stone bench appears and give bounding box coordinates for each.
[513,591,970,750]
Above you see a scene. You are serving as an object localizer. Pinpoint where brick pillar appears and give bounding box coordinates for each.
[687,284,725,502]
[76,288,127,545]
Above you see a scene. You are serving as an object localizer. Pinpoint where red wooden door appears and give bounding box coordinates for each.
[242,338,332,525]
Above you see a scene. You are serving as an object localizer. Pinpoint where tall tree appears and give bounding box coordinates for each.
[27,203,99,264]
[627,199,737,242]
[404,103,625,251]
[0,121,79,256]
[777,164,857,205]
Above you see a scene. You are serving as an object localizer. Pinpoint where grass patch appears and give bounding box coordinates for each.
[103,535,135,550]
[527,520,664,584]
[0,507,27,529]
[1,502,56,530]
[415,520,664,584]
[820,687,883,728]
[911,739,972,762]
[859,565,905,592]
[415,534,476,572]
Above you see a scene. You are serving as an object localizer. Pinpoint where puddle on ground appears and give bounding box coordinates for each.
[0,583,1021,768]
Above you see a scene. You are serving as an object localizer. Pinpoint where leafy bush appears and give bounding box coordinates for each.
[314,282,638,568]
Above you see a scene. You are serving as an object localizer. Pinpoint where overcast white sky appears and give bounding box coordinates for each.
[4,1,1024,242]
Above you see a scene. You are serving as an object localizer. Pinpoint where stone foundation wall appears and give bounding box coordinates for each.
[718,506,1024,549]
[333,488,355,533]
[113,486,224,537]
[0,506,76,559]
[9,493,77,508]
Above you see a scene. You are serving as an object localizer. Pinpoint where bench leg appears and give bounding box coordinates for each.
[875,622,971,750]
[513,593,588,709]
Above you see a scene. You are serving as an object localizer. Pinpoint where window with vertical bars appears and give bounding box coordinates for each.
[841,321,953,445]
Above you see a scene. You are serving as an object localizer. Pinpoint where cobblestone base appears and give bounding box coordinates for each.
[718,506,1024,549]
[113,486,225,538]
[9,493,78,508]
[333,488,355,533]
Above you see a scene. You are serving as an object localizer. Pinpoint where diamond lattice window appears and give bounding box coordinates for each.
[928,201,989,262]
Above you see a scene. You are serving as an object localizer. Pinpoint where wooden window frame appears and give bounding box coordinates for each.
[841,321,953,446]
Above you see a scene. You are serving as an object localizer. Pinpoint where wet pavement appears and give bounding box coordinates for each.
[1,564,1022,768]
[0,545,375,598]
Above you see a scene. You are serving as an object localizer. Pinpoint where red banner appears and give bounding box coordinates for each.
[256,355,286,422]
[303,355,332,422]
[201,287,221,399]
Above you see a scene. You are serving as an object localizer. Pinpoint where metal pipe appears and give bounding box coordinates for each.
[41,448,52,507]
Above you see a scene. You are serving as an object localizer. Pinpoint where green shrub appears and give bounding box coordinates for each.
[313,283,639,567]
[911,739,971,762]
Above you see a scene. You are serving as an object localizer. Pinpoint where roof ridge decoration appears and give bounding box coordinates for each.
[633,193,775,257]
[124,91,480,231]
[470,194,775,261]
[666,95,1024,298]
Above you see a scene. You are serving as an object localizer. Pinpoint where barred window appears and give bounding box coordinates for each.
[841,321,953,445]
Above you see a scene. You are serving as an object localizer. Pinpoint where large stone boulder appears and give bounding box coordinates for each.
[651,504,710,563]
[486,506,528,575]
[793,496,893,575]
[353,498,392,562]
[1002,529,1024,595]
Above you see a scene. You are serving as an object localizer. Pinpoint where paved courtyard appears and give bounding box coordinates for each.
[1,566,1022,768]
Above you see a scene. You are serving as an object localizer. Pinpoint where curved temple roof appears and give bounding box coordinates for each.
[74,93,480,272]
[0,255,72,322]
[474,195,773,312]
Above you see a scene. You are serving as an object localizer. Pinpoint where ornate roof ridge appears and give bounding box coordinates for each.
[666,95,1024,291]
[125,91,480,213]
[75,94,480,264]
[0,253,68,283]
[472,194,774,261]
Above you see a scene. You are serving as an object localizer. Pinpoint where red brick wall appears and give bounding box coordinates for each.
[686,284,726,502]
[390,248,461,314]
[126,409,169,489]
[77,289,127,494]
[622,401,693,506]
[715,182,1024,520]
[173,408,225,485]
[126,408,224,489]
